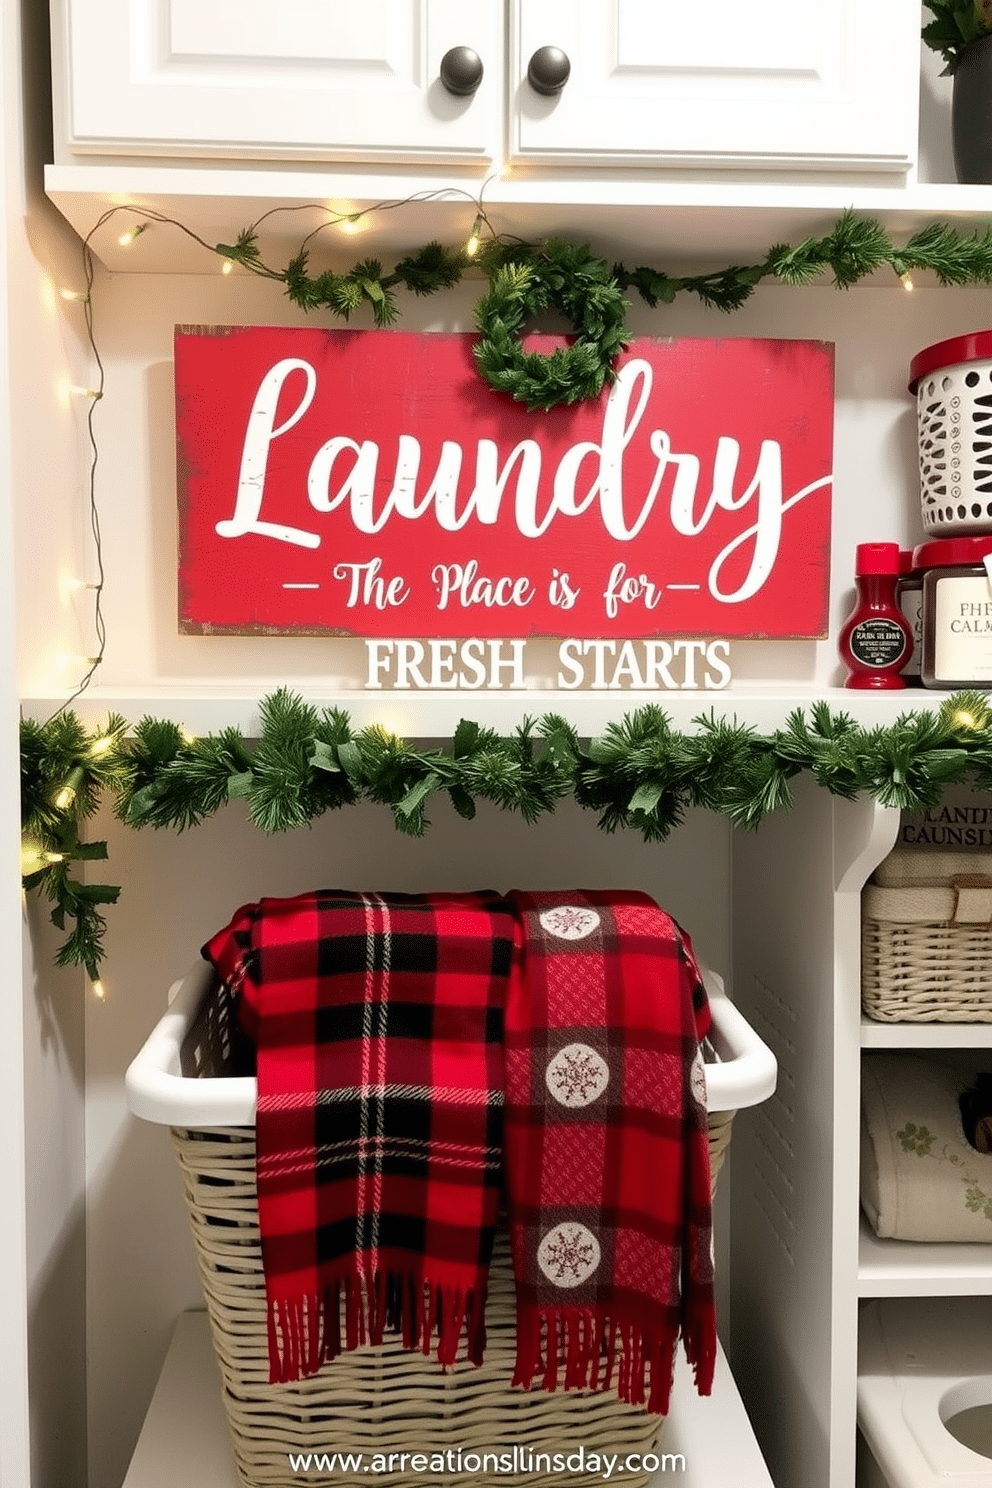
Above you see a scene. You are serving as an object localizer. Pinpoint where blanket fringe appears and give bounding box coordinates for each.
[267,1269,486,1384]
[512,1306,682,1416]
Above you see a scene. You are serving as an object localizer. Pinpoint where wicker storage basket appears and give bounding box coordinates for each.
[862,847,992,1022]
[127,964,775,1488]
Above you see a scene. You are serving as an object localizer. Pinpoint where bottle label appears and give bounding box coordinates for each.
[933,574,992,682]
[849,618,907,670]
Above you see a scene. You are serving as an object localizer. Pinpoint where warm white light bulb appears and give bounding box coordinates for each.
[60,288,89,304]
[900,272,914,292]
[90,735,114,757]
[91,979,106,1001]
[117,224,146,248]
[61,575,98,596]
[55,766,85,811]
[222,260,234,275]
[465,215,483,257]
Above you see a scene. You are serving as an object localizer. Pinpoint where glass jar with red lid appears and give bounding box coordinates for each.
[915,535,992,688]
[896,548,924,685]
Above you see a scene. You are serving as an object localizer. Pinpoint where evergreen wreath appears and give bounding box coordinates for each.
[470,241,630,412]
[20,690,992,981]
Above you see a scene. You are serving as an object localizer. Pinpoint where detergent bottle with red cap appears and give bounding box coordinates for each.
[838,542,912,689]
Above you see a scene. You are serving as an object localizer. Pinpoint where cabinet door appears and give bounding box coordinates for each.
[509,0,918,172]
[57,0,498,165]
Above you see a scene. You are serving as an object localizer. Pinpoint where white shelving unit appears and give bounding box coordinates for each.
[19,684,957,735]
[861,1019,992,1049]
[858,1217,992,1298]
[731,780,992,1487]
[44,170,992,274]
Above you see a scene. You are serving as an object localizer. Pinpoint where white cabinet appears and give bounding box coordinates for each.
[509,0,919,172]
[53,0,500,165]
[51,0,919,174]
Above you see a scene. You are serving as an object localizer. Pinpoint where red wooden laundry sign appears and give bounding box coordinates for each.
[176,326,833,639]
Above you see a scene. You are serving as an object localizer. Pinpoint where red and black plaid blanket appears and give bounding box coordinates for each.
[503,889,716,1415]
[203,889,513,1384]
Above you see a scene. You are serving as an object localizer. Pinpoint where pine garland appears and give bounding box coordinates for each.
[20,713,131,979]
[21,689,992,979]
[216,210,992,410]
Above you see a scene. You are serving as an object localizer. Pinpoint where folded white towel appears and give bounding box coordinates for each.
[861,1054,992,1242]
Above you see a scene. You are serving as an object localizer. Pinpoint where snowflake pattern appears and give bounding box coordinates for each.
[539,906,601,941]
[690,1049,708,1109]
[546,1042,610,1107]
[537,1222,601,1287]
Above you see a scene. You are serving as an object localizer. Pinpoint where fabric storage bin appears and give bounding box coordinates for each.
[862,848,992,1022]
[126,960,776,1488]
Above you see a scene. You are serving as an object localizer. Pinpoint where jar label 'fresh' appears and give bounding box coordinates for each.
[933,575,992,682]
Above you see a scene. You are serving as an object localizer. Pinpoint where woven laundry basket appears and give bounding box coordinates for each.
[862,847,992,1022]
[129,963,775,1488]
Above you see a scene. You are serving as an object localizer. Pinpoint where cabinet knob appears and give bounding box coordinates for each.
[439,46,485,97]
[526,46,571,97]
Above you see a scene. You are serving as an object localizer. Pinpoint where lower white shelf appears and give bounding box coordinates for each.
[860,1018,992,1049]
[124,1312,774,1488]
[858,1213,992,1296]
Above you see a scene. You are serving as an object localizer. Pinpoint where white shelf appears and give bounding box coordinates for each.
[861,1018,992,1048]
[858,1214,992,1296]
[20,683,950,734]
[123,1312,774,1488]
[44,164,992,273]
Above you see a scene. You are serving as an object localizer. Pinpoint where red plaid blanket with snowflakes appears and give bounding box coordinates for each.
[503,889,716,1415]
[203,889,513,1384]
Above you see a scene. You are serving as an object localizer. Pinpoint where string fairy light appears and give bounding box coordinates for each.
[54,766,85,812]
[465,214,483,257]
[57,653,101,672]
[60,288,90,304]
[117,223,147,248]
[90,979,106,1001]
[19,838,45,876]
